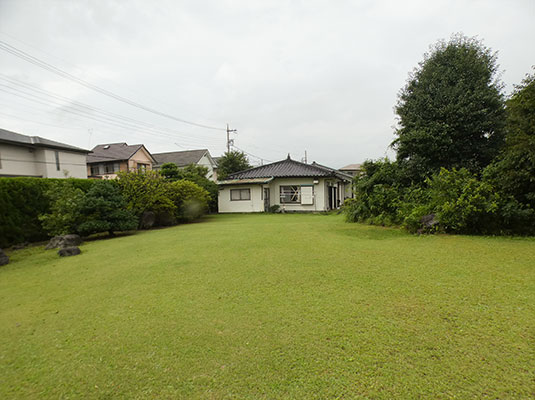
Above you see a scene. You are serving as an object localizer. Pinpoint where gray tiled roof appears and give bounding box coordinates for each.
[0,128,89,153]
[87,143,149,163]
[228,156,350,180]
[152,149,208,167]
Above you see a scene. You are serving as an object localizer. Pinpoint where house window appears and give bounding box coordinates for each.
[280,186,300,203]
[55,151,60,171]
[230,188,251,201]
[90,165,100,176]
[105,162,120,174]
[138,163,148,172]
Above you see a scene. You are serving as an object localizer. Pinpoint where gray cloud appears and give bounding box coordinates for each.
[0,0,533,166]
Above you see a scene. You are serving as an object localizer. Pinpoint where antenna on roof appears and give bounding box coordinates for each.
[287,153,291,160]
[301,150,307,164]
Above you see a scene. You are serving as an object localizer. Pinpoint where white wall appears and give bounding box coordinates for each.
[218,185,264,213]
[218,177,351,213]
[40,149,88,178]
[268,177,328,212]
[197,152,217,181]
[0,143,41,176]
[0,143,87,178]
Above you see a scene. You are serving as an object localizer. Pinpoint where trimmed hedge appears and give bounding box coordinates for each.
[0,178,95,247]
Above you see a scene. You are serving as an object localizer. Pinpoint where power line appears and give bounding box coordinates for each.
[0,74,223,142]
[232,145,274,164]
[0,104,222,159]
[0,39,226,131]
[0,85,224,148]
[0,30,201,118]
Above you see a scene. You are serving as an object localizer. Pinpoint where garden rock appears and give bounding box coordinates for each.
[140,211,156,229]
[421,214,438,228]
[0,249,9,266]
[12,242,29,250]
[45,234,82,250]
[58,246,81,257]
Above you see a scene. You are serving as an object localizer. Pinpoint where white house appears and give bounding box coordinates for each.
[152,149,218,181]
[218,156,353,213]
[0,128,89,178]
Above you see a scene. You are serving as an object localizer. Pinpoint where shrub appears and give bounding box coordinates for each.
[116,171,175,221]
[0,177,95,247]
[426,168,501,234]
[39,182,85,236]
[268,205,280,213]
[160,163,219,212]
[167,180,210,222]
[77,181,138,236]
[344,159,408,225]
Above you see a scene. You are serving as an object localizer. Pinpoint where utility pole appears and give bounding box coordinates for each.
[226,123,237,153]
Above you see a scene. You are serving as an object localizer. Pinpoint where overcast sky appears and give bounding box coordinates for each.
[0,0,533,167]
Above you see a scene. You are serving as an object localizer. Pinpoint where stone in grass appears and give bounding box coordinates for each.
[0,249,9,266]
[58,246,81,257]
[46,234,82,250]
[421,214,438,228]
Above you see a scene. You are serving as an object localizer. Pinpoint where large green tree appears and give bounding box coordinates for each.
[393,34,506,182]
[217,150,251,180]
[484,71,535,208]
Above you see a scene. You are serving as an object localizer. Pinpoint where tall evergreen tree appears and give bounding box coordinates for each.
[393,34,506,182]
[217,150,251,180]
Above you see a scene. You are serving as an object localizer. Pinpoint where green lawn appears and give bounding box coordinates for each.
[1,214,534,399]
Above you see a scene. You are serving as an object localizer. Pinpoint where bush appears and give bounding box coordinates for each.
[77,181,138,236]
[0,177,95,247]
[425,168,501,233]
[116,171,175,221]
[343,159,408,225]
[167,180,210,222]
[344,163,535,235]
[268,205,280,213]
[39,182,85,236]
[160,163,219,212]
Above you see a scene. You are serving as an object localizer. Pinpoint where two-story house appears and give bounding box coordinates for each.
[87,142,155,179]
[0,128,89,178]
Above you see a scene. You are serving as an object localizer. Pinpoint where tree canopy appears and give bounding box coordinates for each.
[217,150,251,180]
[484,71,535,207]
[393,34,506,182]
[159,163,218,212]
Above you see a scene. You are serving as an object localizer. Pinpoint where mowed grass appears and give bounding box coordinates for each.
[1,214,534,399]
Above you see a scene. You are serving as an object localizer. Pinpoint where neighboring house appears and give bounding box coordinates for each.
[152,149,218,181]
[0,128,89,178]
[87,142,155,179]
[339,163,362,177]
[218,155,353,213]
